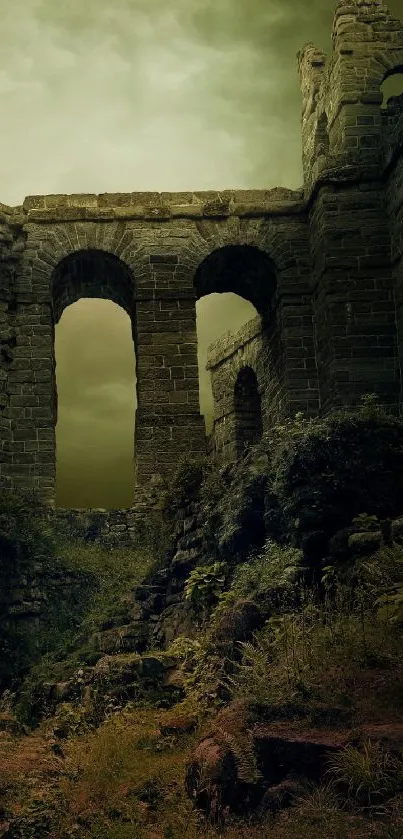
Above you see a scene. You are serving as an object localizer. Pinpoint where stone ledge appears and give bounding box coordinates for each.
[18,188,306,223]
[206,315,262,370]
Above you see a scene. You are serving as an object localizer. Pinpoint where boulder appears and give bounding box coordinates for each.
[252,723,349,787]
[255,777,307,819]
[152,601,196,648]
[185,736,238,814]
[214,600,264,653]
[186,717,347,817]
[159,713,197,736]
[348,531,383,557]
[0,713,25,736]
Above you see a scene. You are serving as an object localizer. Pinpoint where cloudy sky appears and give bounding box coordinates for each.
[1,0,403,507]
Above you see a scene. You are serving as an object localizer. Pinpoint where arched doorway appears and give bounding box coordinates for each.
[234,366,263,457]
[194,244,277,436]
[51,249,136,508]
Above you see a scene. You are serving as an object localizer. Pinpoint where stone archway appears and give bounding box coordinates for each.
[50,248,137,505]
[193,244,277,316]
[193,243,277,444]
[234,366,263,457]
[51,248,136,323]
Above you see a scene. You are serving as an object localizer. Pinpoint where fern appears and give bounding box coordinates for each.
[214,725,262,784]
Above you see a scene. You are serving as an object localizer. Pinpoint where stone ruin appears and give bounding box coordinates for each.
[1,0,403,512]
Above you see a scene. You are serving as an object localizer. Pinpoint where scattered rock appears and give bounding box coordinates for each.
[255,777,307,818]
[159,713,197,736]
[0,714,25,736]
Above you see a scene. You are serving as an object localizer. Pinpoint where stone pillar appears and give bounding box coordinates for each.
[278,293,320,417]
[328,1,403,168]
[7,301,56,503]
[297,43,328,186]
[134,255,206,483]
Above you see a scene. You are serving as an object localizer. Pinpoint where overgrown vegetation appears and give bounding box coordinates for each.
[2,397,403,837]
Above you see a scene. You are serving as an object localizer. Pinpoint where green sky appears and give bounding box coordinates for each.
[1,0,403,507]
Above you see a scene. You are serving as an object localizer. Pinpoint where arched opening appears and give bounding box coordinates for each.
[196,292,257,434]
[194,244,276,436]
[234,366,263,457]
[194,244,277,315]
[381,67,403,110]
[51,249,136,509]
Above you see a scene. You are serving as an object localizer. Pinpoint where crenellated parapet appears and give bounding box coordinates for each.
[298,1,403,199]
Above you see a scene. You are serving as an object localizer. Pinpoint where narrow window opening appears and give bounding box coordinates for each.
[234,366,263,456]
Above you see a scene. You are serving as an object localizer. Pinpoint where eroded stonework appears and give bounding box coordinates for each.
[1,0,403,503]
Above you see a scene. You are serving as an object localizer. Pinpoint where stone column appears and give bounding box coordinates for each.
[7,300,56,503]
[134,255,206,484]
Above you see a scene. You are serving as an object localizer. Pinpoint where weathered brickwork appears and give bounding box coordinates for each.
[1,0,403,497]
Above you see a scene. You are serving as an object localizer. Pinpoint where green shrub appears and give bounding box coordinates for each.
[326,739,403,807]
[355,545,403,626]
[225,577,403,712]
[56,540,155,635]
[197,398,403,575]
[215,538,305,615]
[184,562,227,619]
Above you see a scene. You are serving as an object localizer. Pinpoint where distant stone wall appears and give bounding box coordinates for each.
[206,310,319,464]
[47,481,164,547]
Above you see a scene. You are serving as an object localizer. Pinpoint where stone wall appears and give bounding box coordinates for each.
[1,1,403,494]
[0,189,309,503]
[48,482,163,548]
[206,309,319,464]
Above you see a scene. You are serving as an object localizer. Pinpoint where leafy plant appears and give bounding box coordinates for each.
[294,779,343,818]
[217,539,305,613]
[352,513,380,532]
[184,563,227,618]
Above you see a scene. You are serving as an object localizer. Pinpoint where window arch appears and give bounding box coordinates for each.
[194,244,277,316]
[194,244,276,437]
[51,249,136,508]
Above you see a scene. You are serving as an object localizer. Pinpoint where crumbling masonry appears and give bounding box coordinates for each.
[1,0,403,506]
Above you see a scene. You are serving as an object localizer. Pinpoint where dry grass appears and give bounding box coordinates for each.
[1,705,402,839]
